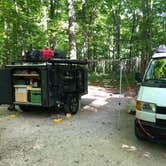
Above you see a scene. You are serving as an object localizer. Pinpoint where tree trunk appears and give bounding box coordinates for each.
[111,0,121,72]
[140,0,153,75]
[49,0,57,49]
[13,0,24,58]
[112,4,121,59]
[50,0,56,19]
[81,0,88,58]
[92,4,97,60]
[88,3,97,72]
[128,10,136,72]
[68,0,77,59]
[4,20,10,64]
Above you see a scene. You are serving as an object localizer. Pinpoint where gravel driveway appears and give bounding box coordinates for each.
[0,86,166,166]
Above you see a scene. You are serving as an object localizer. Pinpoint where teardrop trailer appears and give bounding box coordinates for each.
[135,46,166,143]
[0,59,88,114]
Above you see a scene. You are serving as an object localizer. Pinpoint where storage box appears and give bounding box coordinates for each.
[30,88,41,104]
[14,85,28,102]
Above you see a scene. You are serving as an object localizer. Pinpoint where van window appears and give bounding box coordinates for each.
[143,58,166,87]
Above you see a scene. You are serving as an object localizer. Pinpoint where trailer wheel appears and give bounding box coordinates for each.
[64,95,80,114]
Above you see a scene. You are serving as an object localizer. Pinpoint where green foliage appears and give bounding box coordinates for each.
[0,0,165,70]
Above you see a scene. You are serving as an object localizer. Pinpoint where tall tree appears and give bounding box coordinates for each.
[48,0,57,49]
[68,0,77,59]
[140,0,153,74]
[81,0,88,58]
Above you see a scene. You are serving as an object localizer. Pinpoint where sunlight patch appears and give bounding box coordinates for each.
[143,152,151,158]
[83,105,98,112]
[91,99,108,106]
[121,144,137,151]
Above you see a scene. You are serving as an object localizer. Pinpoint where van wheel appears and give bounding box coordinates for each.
[64,95,80,115]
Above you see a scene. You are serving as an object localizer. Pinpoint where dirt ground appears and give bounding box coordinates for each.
[0,86,166,166]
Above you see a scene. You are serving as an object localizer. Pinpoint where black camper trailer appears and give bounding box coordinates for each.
[0,59,88,114]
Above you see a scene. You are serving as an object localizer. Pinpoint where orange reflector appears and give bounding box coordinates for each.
[136,100,141,110]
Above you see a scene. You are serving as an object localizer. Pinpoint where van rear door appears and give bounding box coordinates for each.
[0,68,12,104]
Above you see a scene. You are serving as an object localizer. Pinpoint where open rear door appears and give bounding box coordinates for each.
[0,68,12,104]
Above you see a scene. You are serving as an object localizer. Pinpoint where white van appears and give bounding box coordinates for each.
[135,50,166,142]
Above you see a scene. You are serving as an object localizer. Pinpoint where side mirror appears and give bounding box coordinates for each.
[135,72,142,83]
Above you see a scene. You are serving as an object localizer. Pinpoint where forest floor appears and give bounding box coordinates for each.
[0,85,166,166]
